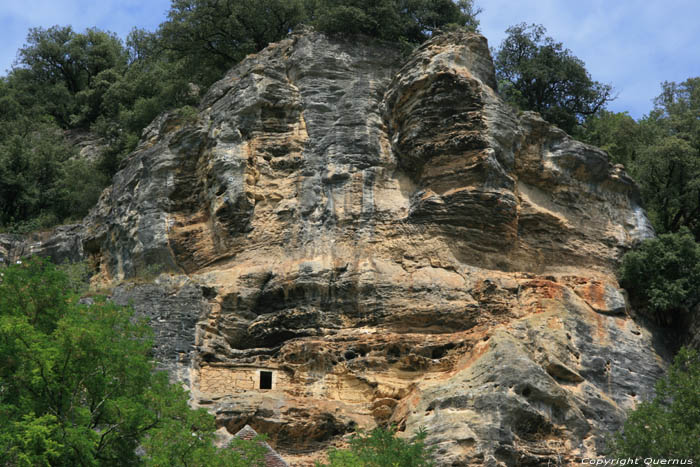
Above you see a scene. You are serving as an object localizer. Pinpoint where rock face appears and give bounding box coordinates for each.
[30,30,668,465]
[0,224,85,266]
[110,277,209,385]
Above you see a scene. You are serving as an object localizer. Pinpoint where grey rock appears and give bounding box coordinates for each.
[111,277,210,385]
[0,224,85,265]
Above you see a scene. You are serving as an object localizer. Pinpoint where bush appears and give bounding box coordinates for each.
[0,257,266,466]
[611,347,700,460]
[619,229,700,325]
[318,426,434,467]
[494,23,613,134]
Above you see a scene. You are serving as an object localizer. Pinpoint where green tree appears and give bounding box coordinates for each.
[0,123,77,229]
[398,0,480,41]
[91,28,198,175]
[0,258,266,466]
[619,229,700,326]
[15,26,128,127]
[157,0,480,89]
[158,0,307,87]
[494,23,613,134]
[0,118,107,231]
[634,135,699,236]
[611,347,700,460]
[311,0,479,44]
[578,110,642,166]
[634,78,700,237]
[318,426,434,466]
[0,23,200,230]
[578,79,700,239]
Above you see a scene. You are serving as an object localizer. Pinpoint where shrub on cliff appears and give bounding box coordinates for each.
[619,229,700,325]
[611,347,700,459]
[318,426,434,466]
[0,257,265,466]
[494,23,614,134]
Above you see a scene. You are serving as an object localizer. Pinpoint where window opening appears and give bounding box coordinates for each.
[260,371,272,390]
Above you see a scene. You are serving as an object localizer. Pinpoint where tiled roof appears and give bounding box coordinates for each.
[234,425,289,467]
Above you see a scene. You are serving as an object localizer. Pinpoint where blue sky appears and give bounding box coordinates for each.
[0,0,171,73]
[1,1,698,119]
[478,0,700,119]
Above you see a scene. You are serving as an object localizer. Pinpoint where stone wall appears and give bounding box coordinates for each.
[199,366,287,394]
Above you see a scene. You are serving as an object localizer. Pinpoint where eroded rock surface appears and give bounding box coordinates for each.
[0,224,85,266]
[55,30,668,465]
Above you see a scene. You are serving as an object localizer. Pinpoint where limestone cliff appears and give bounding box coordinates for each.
[2,30,668,466]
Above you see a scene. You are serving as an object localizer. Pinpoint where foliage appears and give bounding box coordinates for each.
[157,0,479,88]
[310,0,479,44]
[619,229,700,325]
[634,78,700,237]
[576,110,643,166]
[159,0,307,87]
[0,24,194,230]
[55,260,92,294]
[611,347,700,460]
[0,257,266,466]
[494,23,613,134]
[317,426,434,467]
[579,78,700,239]
[15,25,128,128]
[0,121,107,230]
[635,135,699,237]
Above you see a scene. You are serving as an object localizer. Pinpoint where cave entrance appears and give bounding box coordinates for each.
[259,370,272,390]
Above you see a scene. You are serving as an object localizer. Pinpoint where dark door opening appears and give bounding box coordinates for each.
[260,371,272,390]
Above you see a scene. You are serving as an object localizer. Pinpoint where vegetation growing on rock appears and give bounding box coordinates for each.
[494,23,614,135]
[318,426,434,467]
[580,78,700,240]
[619,229,700,325]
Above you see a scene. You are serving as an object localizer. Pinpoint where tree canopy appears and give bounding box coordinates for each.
[619,228,700,326]
[0,258,266,466]
[156,0,480,88]
[494,23,613,134]
[635,78,700,237]
[158,0,307,86]
[580,78,700,239]
[16,26,128,128]
[311,0,479,44]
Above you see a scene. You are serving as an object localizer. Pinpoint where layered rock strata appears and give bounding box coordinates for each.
[0,224,84,266]
[12,30,667,465]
